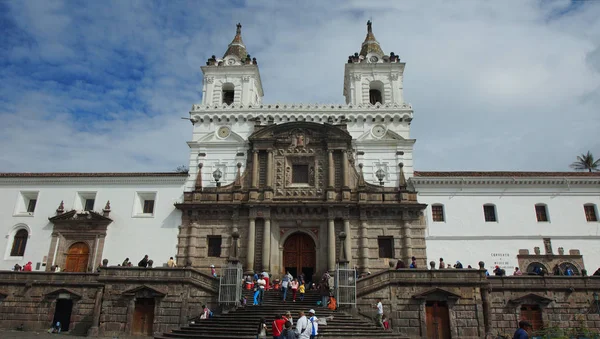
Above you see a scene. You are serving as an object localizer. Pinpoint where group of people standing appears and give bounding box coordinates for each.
[256,309,318,339]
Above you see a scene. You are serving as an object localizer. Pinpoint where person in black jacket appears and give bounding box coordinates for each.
[138,255,149,268]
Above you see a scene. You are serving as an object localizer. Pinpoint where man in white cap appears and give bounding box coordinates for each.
[299,309,318,339]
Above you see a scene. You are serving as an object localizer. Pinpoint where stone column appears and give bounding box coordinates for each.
[403,221,413,262]
[86,287,104,336]
[359,219,369,273]
[328,150,335,188]
[328,219,336,272]
[262,219,271,271]
[252,150,259,188]
[266,150,273,187]
[343,219,351,266]
[247,218,256,272]
[342,151,349,187]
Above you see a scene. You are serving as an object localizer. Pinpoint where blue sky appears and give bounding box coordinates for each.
[1,0,599,172]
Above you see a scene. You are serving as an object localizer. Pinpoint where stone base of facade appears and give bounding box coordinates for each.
[1,267,598,337]
[357,270,600,338]
[0,267,218,336]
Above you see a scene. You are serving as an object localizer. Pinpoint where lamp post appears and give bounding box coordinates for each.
[213,168,222,187]
[375,169,385,186]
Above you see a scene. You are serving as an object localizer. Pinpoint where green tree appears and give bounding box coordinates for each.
[569,151,600,172]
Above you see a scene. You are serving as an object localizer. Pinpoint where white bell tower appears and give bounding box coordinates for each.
[343,21,405,106]
[200,23,263,106]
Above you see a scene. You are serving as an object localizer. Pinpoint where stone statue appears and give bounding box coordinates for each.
[534,247,541,255]
[558,247,565,255]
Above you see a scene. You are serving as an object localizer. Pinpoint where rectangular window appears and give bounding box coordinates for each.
[432,205,444,222]
[292,164,309,183]
[207,236,222,257]
[378,237,393,258]
[76,192,97,211]
[143,200,155,214]
[84,199,95,211]
[584,205,598,222]
[483,205,497,222]
[15,191,39,216]
[26,199,37,213]
[134,192,157,216]
[535,205,548,222]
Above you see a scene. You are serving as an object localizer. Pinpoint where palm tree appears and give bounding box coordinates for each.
[570,151,600,172]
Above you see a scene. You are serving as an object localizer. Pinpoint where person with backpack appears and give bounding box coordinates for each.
[295,311,307,338]
[299,309,318,339]
[256,318,268,339]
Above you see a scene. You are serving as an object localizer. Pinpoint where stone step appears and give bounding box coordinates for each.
[157,290,402,339]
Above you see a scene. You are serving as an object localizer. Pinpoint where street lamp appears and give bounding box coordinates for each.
[213,168,222,187]
[375,169,385,186]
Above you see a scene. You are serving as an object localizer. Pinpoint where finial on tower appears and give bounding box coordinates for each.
[236,23,242,34]
[367,20,372,33]
[223,22,248,61]
[359,20,383,57]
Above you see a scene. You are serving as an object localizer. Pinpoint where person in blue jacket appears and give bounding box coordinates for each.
[513,320,531,339]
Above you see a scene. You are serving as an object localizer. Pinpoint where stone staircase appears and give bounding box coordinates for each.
[155,289,404,339]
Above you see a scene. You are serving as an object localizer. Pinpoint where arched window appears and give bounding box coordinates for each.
[10,229,28,257]
[535,204,549,222]
[369,81,384,105]
[483,204,497,222]
[431,204,445,222]
[222,83,234,105]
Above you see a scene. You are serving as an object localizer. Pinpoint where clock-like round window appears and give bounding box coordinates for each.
[369,56,379,63]
[371,124,386,138]
[217,126,231,139]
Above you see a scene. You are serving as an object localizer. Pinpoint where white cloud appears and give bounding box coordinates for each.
[0,0,599,173]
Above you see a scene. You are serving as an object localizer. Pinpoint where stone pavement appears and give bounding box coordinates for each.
[0,330,149,339]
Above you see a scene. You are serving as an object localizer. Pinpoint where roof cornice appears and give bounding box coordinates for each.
[190,102,413,124]
[409,176,600,186]
[0,173,188,186]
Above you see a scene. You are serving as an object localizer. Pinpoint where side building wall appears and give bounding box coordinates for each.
[356,269,600,339]
[0,267,218,336]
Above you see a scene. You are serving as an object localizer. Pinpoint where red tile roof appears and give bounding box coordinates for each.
[0,172,188,178]
[414,171,600,177]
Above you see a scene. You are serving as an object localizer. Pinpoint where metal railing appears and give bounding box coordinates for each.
[335,264,356,308]
[218,262,243,306]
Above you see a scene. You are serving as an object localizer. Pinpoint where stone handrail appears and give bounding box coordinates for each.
[97,267,219,293]
[0,271,100,286]
[356,269,489,297]
[487,275,600,291]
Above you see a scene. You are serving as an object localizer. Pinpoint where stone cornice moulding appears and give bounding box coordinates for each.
[409,177,600,187]
[426,235,600,241]
[0,176,188,186]
[189,103,414,123]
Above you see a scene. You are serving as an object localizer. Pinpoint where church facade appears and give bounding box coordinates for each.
[1,22,599,279]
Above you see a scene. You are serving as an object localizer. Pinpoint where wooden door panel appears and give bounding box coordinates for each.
[426,301,450,339]
[284,233,315,274]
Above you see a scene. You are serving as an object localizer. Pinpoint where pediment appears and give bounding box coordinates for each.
[249,122,352,143]
[197,129,245,143]
[121,285,166,298]
[44,288,82,300]
[508,293,553,305]
[49,210,112,223]
[356,129,406,142]
[412,288,462,301]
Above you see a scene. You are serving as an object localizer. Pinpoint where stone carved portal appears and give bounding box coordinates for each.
[65,242,89,273]
[283,232,316,279]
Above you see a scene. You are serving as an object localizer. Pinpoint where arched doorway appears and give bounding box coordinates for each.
[65,242,89,272]
[283,232,316,281]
